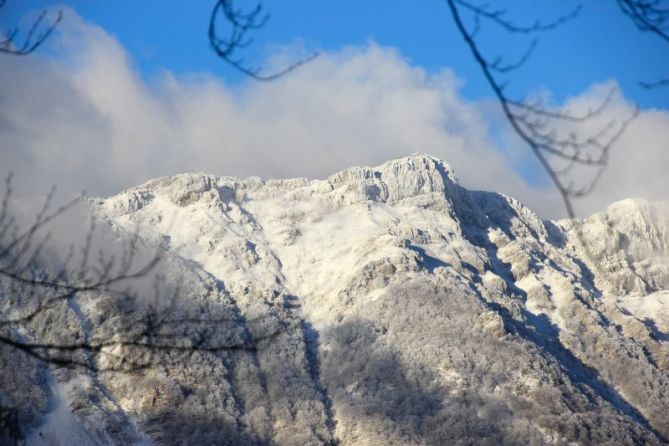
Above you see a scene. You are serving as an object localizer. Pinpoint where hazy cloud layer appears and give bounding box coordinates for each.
[0,12,666,218]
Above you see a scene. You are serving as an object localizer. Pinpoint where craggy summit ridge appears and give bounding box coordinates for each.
[5,154,669,445]
[326,154,459,203]
[118,153,461,208]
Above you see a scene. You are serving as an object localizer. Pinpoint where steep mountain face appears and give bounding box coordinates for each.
[3,154,669,445]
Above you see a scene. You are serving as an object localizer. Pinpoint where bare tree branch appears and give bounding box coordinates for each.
[639,78,669,88]
[208,0,317,81]
[489,39,538,74]
[0,173,292,394]
[618,0,669,88]
[445,0,636,218]
[455,0,582,34]
[0,2,62,56]
[618,0,669,42]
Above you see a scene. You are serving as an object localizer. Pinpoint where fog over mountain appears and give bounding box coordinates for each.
[2,154,669,445]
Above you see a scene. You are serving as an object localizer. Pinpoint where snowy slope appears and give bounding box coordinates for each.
[6,154,669,445]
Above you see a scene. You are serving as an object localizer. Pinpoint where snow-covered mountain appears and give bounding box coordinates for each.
[4,154,669,445]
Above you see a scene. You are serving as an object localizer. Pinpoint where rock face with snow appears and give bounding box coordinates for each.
[3,154,669,445]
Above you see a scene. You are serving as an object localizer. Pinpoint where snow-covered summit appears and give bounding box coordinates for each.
[104,153,461,213]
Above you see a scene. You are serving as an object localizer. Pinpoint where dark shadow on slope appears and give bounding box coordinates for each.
[543,220,567,248]
[314,315,629,445]
[115,273,274,445]
[551,256,603,299]
[0,338,51,445]
[320,320,451,445]
[645,318,669,342]
[261,292,337,444]
[282,294,301,311]
[386,277,663,444]
[441,186,665,441]
[59,268,275,445]
[215,184,265,235]
[455,191,532,299]
[141,408,267,446]
[452,187,599,321]
[212,278,272,442]
[462,251,663,440]
[471,190,605,301]
[488,298,665,440]
[300,320,337,441]
[403,241,449,273]
[217,185,236,203]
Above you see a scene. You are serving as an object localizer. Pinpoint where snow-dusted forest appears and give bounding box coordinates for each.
[3,155,668,444]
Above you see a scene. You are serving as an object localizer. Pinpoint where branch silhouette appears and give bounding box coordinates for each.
[0,1,62,56]
[446,0,637,218]
[0,175,284,375]
[208,0,317,81]
[618,0,669,88]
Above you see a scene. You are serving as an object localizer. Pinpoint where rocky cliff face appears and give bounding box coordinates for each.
[3,154,669,445]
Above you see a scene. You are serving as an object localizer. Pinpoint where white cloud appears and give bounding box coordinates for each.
[573,103,669,215]
[0,11,666,218]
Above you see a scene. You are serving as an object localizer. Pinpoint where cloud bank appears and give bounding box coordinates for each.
[0,11,666,218]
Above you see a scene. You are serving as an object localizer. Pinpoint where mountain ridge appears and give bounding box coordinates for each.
[3,154,668,445]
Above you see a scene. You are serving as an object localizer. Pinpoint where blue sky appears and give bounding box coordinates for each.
[3,0,668,108]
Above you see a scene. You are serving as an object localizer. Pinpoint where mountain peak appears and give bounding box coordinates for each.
[326,154,458,204]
